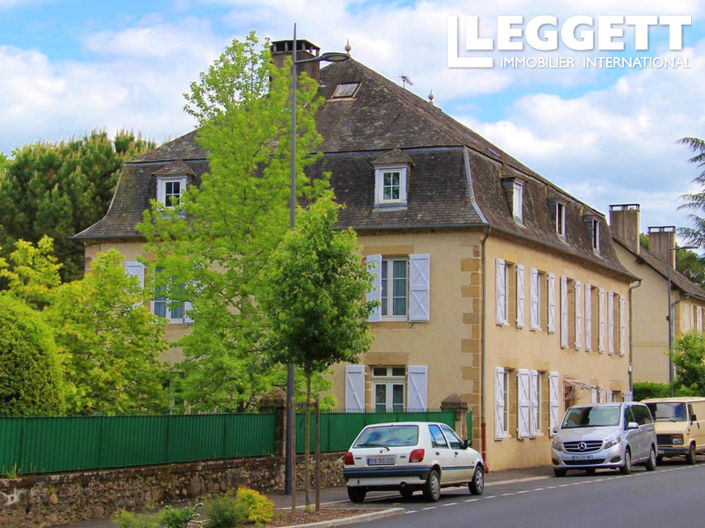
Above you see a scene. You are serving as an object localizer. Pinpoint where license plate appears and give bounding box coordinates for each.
[367,456,395,466]
[571,454,594,461]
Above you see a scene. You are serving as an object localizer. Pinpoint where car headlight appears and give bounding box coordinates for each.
[603,436,620,450]
[673,434,684,445]
[552,437,563,451]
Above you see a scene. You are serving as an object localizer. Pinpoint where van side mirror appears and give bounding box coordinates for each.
[691,414,697,422]
[626,421,639,430]
[461,439,469,449]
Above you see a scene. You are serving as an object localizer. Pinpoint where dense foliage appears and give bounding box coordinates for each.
[0,130,155,282]
[0,294,64,415]
[671,331,705,396]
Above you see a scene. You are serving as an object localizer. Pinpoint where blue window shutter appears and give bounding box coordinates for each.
[366,254,382,322]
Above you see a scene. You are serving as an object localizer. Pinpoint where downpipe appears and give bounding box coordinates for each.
[480,226,491,471]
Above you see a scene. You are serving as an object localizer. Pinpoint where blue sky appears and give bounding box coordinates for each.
[1,0,704,239]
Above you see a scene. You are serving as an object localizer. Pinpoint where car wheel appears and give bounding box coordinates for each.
[400,488,414,500]
[423,469,441,502]
[620,449,632,474]
[687,443,697,465]
[347,487,366,503]
[645,447,657,471]
[469,464,484,495]
[656,455,663,464]
[553,468,566,477]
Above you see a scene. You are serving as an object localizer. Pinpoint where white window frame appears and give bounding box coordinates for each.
[372,366,406,412]
[367,254,429,322]
[381,257,409,320]
[530,268,540,330]
[555,202,566,239]
[156,176,187,208]
[152,267,188,324]
[496,258,507,325]
[374,165,408,205]
[516,265,525,329]
[512,180,524,223]
[591,218,600,254]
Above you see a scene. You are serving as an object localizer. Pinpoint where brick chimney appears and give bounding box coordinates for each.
[271,39,321,82]
[648,226,676,268]
[609,204,641,254]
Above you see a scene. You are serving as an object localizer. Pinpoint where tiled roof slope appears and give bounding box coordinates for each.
[74,56,631,278]
[613,236,705,301]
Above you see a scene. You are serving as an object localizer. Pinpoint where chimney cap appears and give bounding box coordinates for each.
[271,39,320,55]
[609,203,640,211]
[647,225,676,233]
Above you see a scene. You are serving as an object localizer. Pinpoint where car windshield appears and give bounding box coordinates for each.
[353,425,419,447]
[561,405,621,428]
[646,402,687,422]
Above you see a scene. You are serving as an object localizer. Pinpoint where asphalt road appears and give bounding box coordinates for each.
[350,460,705,528]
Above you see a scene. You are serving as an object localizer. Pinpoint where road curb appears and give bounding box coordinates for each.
[276,507,406,528]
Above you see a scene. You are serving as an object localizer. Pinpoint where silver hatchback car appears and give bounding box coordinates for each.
[551,402,657,476]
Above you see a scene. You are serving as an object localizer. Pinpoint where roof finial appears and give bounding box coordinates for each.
[345,39,351,55]
[428,90,434,105]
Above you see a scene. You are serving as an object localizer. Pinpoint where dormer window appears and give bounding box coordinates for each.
[512,180,523,223]
[375,166,407,206]
[585,216,600,254]
[551,200,566,240]
[156,176,187,208]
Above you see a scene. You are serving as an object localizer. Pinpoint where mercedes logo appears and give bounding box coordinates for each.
[578,441,587,451]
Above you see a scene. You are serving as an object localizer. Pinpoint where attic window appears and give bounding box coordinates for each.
[550,200,566,240]
[585,216,600,254]
[156,176,187,208]
[374,166,407,206]
[331,82,360,99]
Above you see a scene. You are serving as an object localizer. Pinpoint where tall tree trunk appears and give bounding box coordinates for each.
[305,372,311,508]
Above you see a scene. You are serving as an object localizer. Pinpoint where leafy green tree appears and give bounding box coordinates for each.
[45,250,168,415]
[259,194,375,505]
[676,249,705,289]
[0,130,155,282]
[0,294,64,415]
[679,136,705,248]
[672,331,705,396]
[138,32,326,412]
[0,236,62,309]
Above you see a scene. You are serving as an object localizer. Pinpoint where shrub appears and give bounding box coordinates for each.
[633,382,670,401]
[235,487,274,527]
[111,510,161,528]
[0,294,63,415]
[204,494,243,528]
[161,504,201,528]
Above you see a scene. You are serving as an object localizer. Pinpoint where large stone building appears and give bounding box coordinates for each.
[610,204,705,385]
[75,40,635,469]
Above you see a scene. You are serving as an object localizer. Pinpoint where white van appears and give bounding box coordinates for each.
[643,397,705,464]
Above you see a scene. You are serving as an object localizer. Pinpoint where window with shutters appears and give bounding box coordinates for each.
[366,254,429,322]
[530,268,548,331]
[495,367,510,440]
[517,369,530,439]
[619,295,626,356]
[496,259,517,327]
[530,370,540,437]
[549,371,560,436]
[152,267,192,324]
[516,265,525,329]
[372,366,406,412]
[547,273,556,334]
[608,292,615,355]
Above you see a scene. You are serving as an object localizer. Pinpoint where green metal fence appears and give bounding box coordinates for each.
[0,413,276,475]
[295,410,457,453]
[0,410,462,475]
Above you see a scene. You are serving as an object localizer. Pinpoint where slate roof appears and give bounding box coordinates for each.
[613,236,705,301]
[74,56,631,279]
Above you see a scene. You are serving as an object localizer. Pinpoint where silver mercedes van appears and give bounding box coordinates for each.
[551,402,657,476]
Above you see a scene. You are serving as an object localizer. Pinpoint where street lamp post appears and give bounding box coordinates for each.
[667,244,697,395]
[285,24,349,497]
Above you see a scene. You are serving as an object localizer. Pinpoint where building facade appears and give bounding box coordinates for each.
[75,41,635,469]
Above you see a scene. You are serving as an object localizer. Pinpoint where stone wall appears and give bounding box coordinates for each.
[0,452,346,528]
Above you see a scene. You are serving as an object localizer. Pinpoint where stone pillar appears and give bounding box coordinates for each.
[441,393,470,442]
[259,388,286,458]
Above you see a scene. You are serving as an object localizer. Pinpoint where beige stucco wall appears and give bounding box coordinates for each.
[485,236,630,469]
[83,239,187,363]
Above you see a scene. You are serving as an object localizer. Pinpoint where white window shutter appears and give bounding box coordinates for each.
[409,254,430,322]
[530,268,539,330]
[496,258,506,325]
[549,371,560,436]
[598,288,606,353]
[592,388,599,403]
[608,292,614,355]
[547,273,556,334]
[366,254,382,322]
[560,276,568,348]
[575,281,582,350]
[619,295,626,356]
[517,369,530,439]
[124,261,145,288]
[516,265,525,329]
[699,307,703,332]
[495,367,505,440]
[184,301,194,324]
[407,365,428,411]
[585,284,592,351]
[529,370,539,438]
[345,365,366,412]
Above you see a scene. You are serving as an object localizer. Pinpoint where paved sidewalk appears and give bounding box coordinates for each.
[56,465,553,528]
